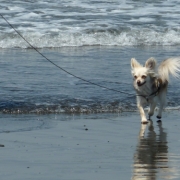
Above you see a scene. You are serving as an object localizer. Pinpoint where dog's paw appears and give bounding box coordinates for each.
[141,120,148,124]
[157,115,161,119]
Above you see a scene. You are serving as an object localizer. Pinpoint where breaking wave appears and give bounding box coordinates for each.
[1,28,180,48]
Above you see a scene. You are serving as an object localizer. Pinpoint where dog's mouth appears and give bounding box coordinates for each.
[137,81,146,87]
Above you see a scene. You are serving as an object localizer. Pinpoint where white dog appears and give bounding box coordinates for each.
[131,57,180,124]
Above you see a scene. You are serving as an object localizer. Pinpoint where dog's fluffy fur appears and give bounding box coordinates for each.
[131,57,180,123]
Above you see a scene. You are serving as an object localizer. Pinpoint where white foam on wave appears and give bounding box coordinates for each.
[16,12,40,20]
[1,0,180,48]
[165,106,180,111]
[7,6,25,12]
[1,28,180,48]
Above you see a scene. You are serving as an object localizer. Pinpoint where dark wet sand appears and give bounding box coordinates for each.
[0,111,180,180]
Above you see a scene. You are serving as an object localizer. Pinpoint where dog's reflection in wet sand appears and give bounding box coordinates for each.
[132,121,169,180]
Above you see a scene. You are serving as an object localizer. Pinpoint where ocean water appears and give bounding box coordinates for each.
[1,0,180,48]
[0,0,180,114]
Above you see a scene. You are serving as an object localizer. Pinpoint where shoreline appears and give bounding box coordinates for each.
[0,111,180,179]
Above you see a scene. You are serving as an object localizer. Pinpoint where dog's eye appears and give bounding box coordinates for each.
[134,75,137,79]
[142,75,146,79]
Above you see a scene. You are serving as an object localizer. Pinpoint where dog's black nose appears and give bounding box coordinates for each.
[137,80,141,85]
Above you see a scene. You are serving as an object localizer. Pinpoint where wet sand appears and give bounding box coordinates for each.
[0,111,180,180]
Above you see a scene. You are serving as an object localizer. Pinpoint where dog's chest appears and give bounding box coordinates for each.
[134,84,152,96]
[134,78,159,96]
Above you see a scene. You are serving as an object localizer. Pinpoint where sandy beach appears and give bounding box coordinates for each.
[0,111,180,180]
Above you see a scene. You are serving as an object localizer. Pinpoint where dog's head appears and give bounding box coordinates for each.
[131,57,157,87]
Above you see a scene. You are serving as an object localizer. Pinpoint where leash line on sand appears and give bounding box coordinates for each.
[0,13,136,97]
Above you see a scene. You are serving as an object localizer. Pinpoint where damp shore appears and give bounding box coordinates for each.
[0,111,180,180]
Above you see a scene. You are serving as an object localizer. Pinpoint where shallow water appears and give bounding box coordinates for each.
[1,0,180,113]
[0,46,180,114]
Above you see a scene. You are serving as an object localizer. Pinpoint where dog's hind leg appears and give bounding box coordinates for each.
[148,101,156,120]
[157,90,167,120]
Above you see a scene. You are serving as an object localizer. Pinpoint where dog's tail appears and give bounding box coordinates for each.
[158,57,180,84]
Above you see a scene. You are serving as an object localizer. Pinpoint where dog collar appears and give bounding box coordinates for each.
[137,78,161,102]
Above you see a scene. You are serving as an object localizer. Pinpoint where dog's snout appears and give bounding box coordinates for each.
[137,80,141,85]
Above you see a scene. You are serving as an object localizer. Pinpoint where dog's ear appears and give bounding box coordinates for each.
[145,57,156,69]
[131,58,142,69]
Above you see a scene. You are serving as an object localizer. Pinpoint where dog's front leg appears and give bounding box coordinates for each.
[137,104,148,124]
